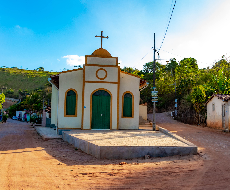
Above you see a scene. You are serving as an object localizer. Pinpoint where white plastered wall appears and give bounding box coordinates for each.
[83,83,118,130]
[51,84,58,127]
[119,72,140,129]
[207,96,229,130]
[87,57,116,65]
[85,66,118,82]
[58,70,83,128]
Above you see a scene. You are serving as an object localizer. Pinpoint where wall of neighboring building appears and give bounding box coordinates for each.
[51,84,58,127]
[58,70,83,129]
[229,101,230,129]
[207,96,229,130]
[139,104,147,121]
[119,72,140,129]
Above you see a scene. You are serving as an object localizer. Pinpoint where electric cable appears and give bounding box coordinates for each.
[158,0,176,52]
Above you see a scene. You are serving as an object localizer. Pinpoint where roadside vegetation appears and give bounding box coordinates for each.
[0,93,5,110]
[122,56,230,125]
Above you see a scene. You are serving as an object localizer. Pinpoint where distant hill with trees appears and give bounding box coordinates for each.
[0,67,58,99]
[0,67,58,117]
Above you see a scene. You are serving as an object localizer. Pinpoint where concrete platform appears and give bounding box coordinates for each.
[35,127,62,140]
[62,128,197,159]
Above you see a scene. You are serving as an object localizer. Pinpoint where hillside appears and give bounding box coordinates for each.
[0,67,58,98]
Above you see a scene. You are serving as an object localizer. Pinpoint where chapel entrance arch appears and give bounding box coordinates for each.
[91,89,111,129]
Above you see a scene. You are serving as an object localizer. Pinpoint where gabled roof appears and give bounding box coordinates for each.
[139,79,148,91]
[50,74,59,89]
[206,94,230,104]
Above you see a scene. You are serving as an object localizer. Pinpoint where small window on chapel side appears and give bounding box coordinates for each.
[212,103,215,111]
[123,92,133,117]
[65,89,77,117]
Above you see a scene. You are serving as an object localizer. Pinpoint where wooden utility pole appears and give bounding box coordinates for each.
[152,33,157,131]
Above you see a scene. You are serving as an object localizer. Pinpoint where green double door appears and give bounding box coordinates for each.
[91,90,111,129]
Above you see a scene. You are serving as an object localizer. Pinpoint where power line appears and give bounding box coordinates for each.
[158,0,177,52]
[137,1,176,67]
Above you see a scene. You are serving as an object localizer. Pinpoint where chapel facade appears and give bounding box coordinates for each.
[49,48,147,134]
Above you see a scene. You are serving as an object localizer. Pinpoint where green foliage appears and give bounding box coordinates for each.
[165,58,178,77]
[2,114,7,122]
[210,68,230,94]
[175,58,199,97]
[138,56,230,114]
[21,91,43,111]
[7,90,46,117]
[191,85,206,114]
[7,103,22,118]
[0,93,5,110]
[5,88,15,98]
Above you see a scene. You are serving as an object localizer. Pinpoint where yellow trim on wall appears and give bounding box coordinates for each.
[121,91,134,118]
[90,88,112,130]
[117,66,120,129]
[58,128,81,130]
[81,65,85,129]
[96,68,108,80]
[85,64,119,67]
[85,81,118,84]
[64,88,78,117]
[61,68,83,74]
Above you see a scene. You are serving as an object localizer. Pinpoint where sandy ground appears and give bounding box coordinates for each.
[0,114,230,190]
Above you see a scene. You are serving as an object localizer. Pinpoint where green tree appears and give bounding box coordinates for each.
[191,85,206,124]
[175,58,199,97]
[21,91,43,112]
[37,67,44,71]
[0,93,5,110]
[165,58,178,77]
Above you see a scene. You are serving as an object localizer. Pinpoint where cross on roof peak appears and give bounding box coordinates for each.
[95,31,109,49]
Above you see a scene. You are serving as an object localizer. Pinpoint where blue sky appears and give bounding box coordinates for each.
[0,0,229,72]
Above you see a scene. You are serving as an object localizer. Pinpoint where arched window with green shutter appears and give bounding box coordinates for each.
[122,92,134,118]
[65,89,77,117]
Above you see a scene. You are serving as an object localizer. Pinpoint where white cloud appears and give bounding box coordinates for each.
[14,25,33,35]
[62,55,85,66]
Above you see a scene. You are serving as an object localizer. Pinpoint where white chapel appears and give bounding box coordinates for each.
[49,33,147,134]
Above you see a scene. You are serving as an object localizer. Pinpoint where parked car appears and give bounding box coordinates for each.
[12,116,18,120]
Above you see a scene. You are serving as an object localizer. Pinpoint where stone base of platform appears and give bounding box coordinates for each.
[62,129,197,159]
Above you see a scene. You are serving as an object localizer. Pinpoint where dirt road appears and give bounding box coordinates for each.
[0,115,230,190]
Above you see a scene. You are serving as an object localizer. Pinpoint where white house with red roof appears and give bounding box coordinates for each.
[206,94,230,131]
